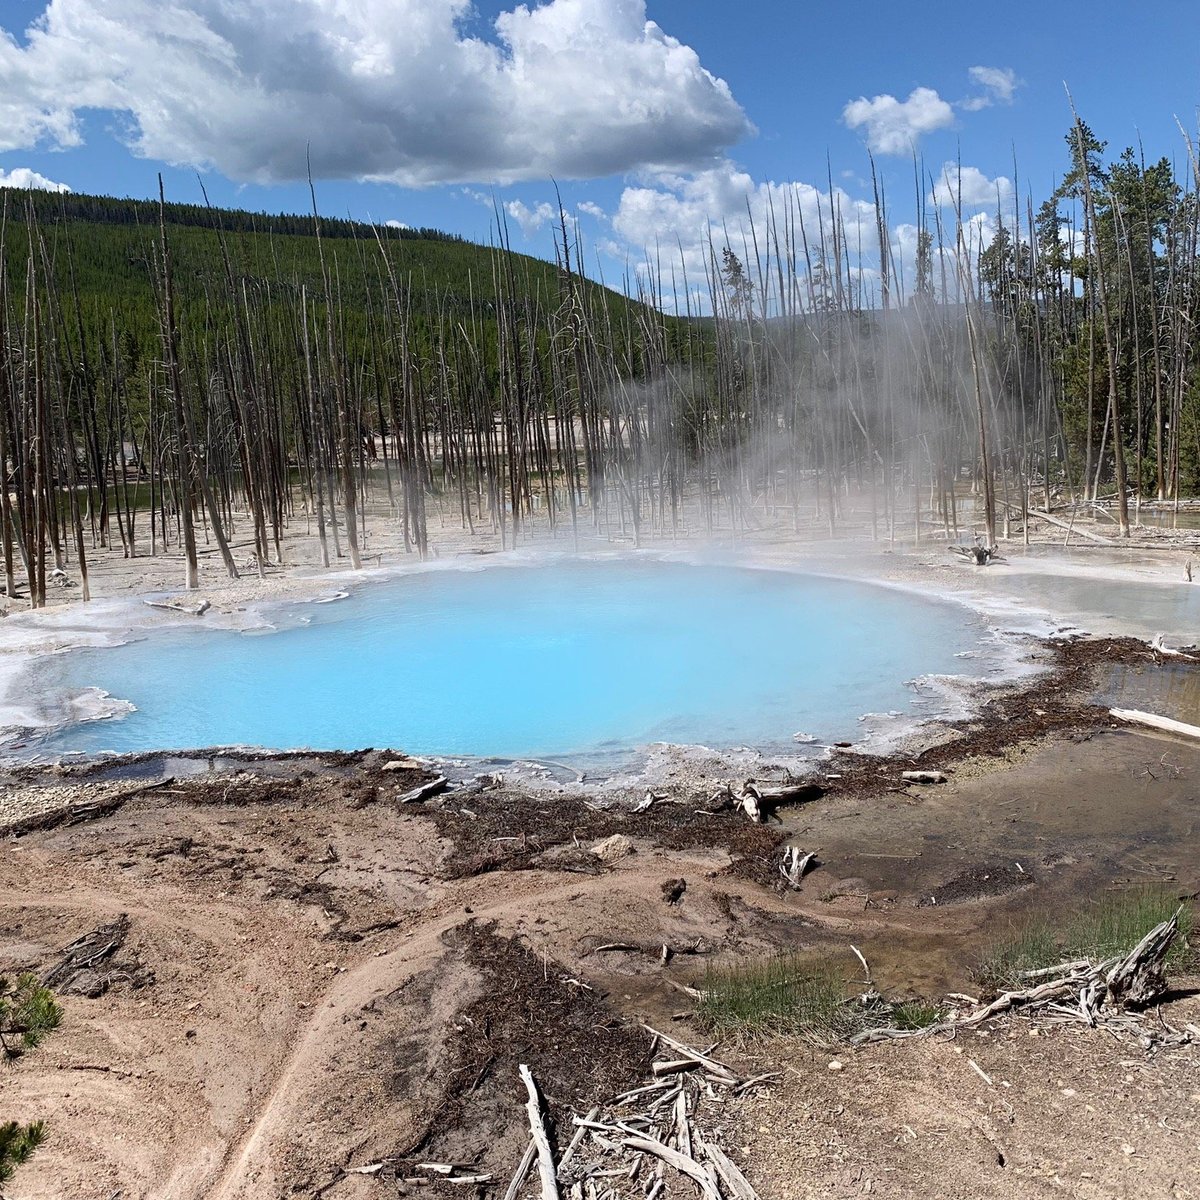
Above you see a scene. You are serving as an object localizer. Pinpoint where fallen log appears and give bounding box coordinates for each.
[397,776,450,804]
[901,770,947,785]
[558,1109,596,1179]
[144,597,211,617]
[737,780,823,822]
[633,790,668,813]
[652,1057,704,1077]
[1027,509,1116,545]
[504,1139,538,1200]
[1150,634,1198,661]
[699,1136,760,1200]
[641,1026,738,1086]
[1110,708,1200,742]
[620,1136,721,1200]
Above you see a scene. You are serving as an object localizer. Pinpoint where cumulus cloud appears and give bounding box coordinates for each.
[0,0,751,186]
[929,163,1013,209]
[577,200,608,221]
[842,87,955,156]
[962,65,1019,111]
[0,165,70,191]
[612,160,880,303]
[505,199,557,236]
[607,159,1006,310]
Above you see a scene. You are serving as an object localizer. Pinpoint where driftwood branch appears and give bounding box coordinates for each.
[398,776,450,804]
[520,1065,560,1200]
[779,846,818,889]
[852,912,1186,1046]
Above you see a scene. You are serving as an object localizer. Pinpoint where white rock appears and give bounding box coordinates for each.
[591,834,635,863]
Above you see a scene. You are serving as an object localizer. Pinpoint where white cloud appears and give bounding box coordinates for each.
[961,65,1019,111]
[606,159,1007,310]
[385,218,410,229]
[842,87,955,156]
[577,200,608,221]
[0,165,70,191]
[611,160,881,304]
[0,0,750,186]
[929,163,1013,209]
[961,210,999,257]
[505,199,557,236]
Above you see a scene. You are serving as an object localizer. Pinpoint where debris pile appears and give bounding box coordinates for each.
[40,915,154,998]
[855,909,1197,1048]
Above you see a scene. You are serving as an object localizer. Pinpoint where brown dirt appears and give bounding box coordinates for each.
[725,1009,1200,1199]
[0,763,794,1198]
[0,636,1197,1199]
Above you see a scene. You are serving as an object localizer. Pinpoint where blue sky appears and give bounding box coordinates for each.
[2,0,1198,292]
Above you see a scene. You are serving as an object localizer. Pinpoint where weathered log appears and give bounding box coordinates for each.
[1027,509,1115,545]
[633,791,668,814]
[652,1057,703,1077]
[620,1136,721,1200]
[504,1138,538,1200]
[1110,708,1200,742]
[901,770,947,785]
[699,1137,760,1200]
[1105,911,1180,1009]
[1150,634,1198,661]
[144,597,211,616]
[737,780,822,822]
[641,1026,738,1086]
[559,1108,600,1176]
[397,776,450,804]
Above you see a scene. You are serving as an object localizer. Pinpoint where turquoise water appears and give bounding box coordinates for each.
[34,560,983,761]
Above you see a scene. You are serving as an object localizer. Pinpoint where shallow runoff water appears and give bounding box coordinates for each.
[32,559,989,764]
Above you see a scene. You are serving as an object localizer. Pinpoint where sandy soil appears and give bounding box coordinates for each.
[728,1014,1200,1199]
[1,678,1197,1198]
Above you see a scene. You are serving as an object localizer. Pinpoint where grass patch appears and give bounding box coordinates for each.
[891,1000,945,1031]
[698,954,858,1043]
[975,888,1194,992]
[973,925,1061,992]
[697,953,945,1043]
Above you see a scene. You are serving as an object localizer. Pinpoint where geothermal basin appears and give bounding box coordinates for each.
[28,558,994,762]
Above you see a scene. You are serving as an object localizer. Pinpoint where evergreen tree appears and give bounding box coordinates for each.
[0,1121,46,1187]
[0,975,60,1189]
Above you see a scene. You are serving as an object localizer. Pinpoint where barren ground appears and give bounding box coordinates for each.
[1,637,1197,1199]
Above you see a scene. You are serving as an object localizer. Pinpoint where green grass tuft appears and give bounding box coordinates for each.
[697,954,858,1044]
[973,923,1062,993]
[891,1000,945,1031]
[975,888,1194,992]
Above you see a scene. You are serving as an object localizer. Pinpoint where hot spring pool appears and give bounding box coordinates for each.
[30,560,990,762]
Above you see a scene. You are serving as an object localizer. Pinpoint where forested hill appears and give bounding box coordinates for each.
[3,188,463,245]
[0,185,643,351]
